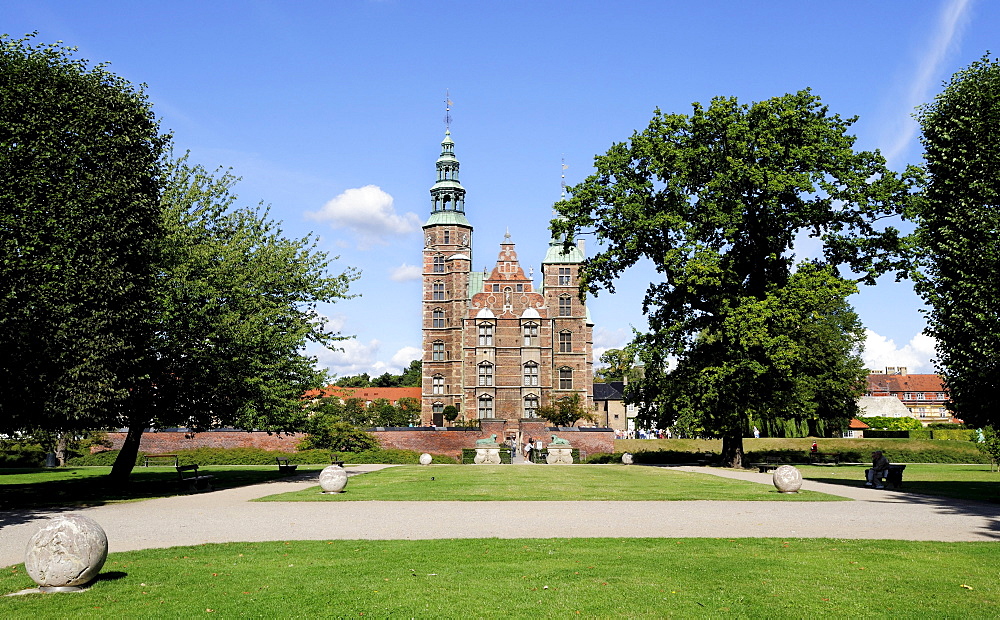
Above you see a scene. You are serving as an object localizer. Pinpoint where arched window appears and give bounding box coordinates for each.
[432,341,445,361]
[523,362,539,386]
[478,362,494,387]
[432,309,445,328]
[523,322,538,346]
[559,330,572,353]
[524,394,539,418]
[559,367,573,390]
[432,374,444,395]
[559,294,572,316]
[478,394,493,418]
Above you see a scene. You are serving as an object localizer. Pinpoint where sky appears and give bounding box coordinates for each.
[4,0,995,379]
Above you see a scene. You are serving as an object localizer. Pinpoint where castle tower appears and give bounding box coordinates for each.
[421,130,473,425]
[541,218,594,412]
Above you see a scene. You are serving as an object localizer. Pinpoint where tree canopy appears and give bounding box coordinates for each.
[111,156,358,480]
[0,34,169,436]
[913,55,1000,429]
[554,90,917,466]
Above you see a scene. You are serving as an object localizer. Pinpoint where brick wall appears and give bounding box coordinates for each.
[103,431,305,453]
[103,423,614,461]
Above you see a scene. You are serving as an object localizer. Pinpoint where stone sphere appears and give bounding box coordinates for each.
[419,453,432,465]
[319,464,348,493]
[25,514,108,588]
[772,465,803,493]
[622,452,634,465]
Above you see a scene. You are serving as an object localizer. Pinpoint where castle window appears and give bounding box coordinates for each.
[444,230,451,244]
[523,362,539,386]
[523,322,538,346]
[478,323,494,346]
[559,295,572,316]
[478,395,493,418]
[478,362,494,387]
[559,331,572,353]
[432,341,444,361]
[433,282,445,301]
[433,402,443,414]
[432,375,444,395]
[559,267,571,285]
[432,309,445,328]
[433,255,445,273]
[559,367,573,390]
[492,283,500,292]
[524,394,539,418]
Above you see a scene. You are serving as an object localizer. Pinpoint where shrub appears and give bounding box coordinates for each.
[66,447,457,466]
[298,421,379,452]
[0,440,47,467]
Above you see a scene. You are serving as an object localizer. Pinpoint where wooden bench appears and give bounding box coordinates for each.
[276,457,298,474]
[752,462,779,473]
[176,464,213,491]
[144,453,179,467]
[330,458,344,468]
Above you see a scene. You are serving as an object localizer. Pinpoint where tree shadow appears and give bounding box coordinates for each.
[807,475,1000,539]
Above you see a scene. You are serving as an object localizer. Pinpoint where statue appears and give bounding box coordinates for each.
[549,435,571,445]
[475,434,499,446]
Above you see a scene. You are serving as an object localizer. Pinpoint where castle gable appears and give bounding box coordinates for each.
[469,238,546,319]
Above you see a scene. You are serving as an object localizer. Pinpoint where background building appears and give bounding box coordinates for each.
[866,367,959,425]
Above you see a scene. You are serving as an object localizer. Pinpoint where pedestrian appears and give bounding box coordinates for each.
[867,451,890,489]
[753,426,760,439]
[524,437,533,462]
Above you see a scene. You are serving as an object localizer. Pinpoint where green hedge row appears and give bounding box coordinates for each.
[587,445,990,465]
[866,429,975,441]
[67,447,457,467]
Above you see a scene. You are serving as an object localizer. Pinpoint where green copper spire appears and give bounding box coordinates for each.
[426,129,471,227]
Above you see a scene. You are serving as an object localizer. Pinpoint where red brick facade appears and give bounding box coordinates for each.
[420,131,593,429]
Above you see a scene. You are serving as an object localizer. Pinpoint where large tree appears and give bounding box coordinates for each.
[555,90,917,467]
[110,156,357,481]
[0,35,169,436]
[913,55,1000,428]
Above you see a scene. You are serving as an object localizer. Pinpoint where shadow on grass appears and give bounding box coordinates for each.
[0,468,300,525]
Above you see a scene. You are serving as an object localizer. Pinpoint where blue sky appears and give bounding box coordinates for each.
[4,0,995,378]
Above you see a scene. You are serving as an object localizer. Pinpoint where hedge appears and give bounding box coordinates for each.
[66,447,457,467]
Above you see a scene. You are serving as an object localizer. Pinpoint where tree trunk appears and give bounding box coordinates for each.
[55,434,68,466]
[807,418,819,438]
[720,432,744,469]
[109,420,147,486]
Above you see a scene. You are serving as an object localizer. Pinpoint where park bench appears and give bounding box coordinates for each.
[176,464,213,492]
[330,456,344,468]
[809,454,840,466]
[866,464,906,489]
[752,462,779,473]
[144,453,179,467]
[275,457,298,474]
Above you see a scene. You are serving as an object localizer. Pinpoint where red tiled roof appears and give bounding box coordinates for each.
[304,386,421,402]
[848,418,870,429]
[866,374,945,393]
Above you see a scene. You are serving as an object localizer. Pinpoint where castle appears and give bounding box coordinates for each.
[420,130,594,430]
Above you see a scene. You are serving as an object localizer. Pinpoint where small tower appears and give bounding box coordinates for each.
[422,130,473,425]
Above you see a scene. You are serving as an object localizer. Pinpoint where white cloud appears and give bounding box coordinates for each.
[305,185,421,248]
[390,263,422,282]
[390,346,422,369]
[863,329,937,373]
[310,338,381,377]
[592,326,632,365]
[882,0,972,166]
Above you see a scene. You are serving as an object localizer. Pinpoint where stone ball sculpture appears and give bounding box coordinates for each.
[25,514,108,590]
[622,452,634,465]
[319,464,349,493]
[419,453,432,465]
[772,465,803,493]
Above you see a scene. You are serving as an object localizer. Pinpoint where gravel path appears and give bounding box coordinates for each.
[3,464,998,568]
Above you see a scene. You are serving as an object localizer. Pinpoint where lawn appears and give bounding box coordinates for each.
[0,466,325,510]
[2,538,997,616]
[797,463,1000,503]
[257,464,845,502]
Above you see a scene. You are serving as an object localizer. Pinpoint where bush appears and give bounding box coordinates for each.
[0,440,47,467]
[66,446,458,466]
[297,421,379,452]
[930,429,974,441]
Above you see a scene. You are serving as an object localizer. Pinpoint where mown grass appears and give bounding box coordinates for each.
[2,538,998,617]
[256,464,844,502]
[797,463,1000,503]
[0,466,325,510]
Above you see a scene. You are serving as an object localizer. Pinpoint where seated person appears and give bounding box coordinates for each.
[866,450,890,488]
